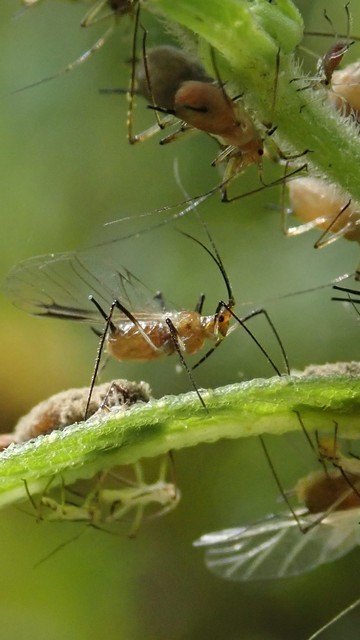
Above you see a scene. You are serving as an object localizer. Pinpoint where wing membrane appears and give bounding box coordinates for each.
[194,509,360,580]
[4,251,163,323]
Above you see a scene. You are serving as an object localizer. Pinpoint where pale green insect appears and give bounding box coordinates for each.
[35,460,179,538]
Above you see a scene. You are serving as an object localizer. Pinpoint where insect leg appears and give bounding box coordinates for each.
[165,318,207,411]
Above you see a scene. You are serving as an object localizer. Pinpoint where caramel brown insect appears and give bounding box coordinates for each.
[4,236,289,416]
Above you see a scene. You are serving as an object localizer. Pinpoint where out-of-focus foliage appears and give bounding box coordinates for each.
[1,1,360,638]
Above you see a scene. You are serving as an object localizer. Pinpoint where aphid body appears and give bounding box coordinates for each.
[317,40,351,88]
[3,250,235,398]
[286,176,360,245]
[329,60,360,118]
[172,81,265,191]
[40,473,179,528]
[107,306,231,361]
[122,42,262,157]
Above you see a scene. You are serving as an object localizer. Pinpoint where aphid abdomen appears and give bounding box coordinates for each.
[136,47,212,111]
[296,469,360,514]
[107,320,172,360]
[330,61,360,117]
[288,176,360,242]
[173,311,206,355]
[107,312,207,360]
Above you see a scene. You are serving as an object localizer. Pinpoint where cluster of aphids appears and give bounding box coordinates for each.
[3,0,360,595]
[286,22,360,270]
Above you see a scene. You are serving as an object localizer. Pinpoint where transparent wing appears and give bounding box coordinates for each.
[194,509,360,580]
[4,250,164,324]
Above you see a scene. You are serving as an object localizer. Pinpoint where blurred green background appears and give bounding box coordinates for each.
[1,0,360,638]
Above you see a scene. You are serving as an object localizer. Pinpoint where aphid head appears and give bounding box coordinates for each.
[216,307,233,337]
[201,306,232,340]
[318,40,351,86]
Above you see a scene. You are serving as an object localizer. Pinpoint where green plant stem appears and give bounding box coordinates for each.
[1,372,360,508]
[150,0,360,203]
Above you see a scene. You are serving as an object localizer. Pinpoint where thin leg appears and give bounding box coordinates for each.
[165,318,207,411]
[13,26,114,94]
[85,298,117,420]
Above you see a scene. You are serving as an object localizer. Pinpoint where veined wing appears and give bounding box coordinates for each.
[194,508,360,581]
[4,251,164,323]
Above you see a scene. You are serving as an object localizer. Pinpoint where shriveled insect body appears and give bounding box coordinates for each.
[0,379,150,450]
[26,460,179,552]
[40,471,179,530]
[41,478,178,524]
[194,464,360,581]
[285,176,360,246]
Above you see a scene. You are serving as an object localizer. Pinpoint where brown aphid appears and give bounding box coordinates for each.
[0,379,150,451]
[194,459,360,581]
[317,40,352,88]
[296,467,360,513]
[101,44,214,143]
[135,46,213,113]
[174,81,263,160]
[144,47,308,203]
[314,3,354,89]
[101,33,262,160]
[150,77,267,201]
[4,239,288,411]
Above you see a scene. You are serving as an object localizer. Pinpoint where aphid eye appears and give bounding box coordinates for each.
[258,149,264,156]
[218,314,225,323]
